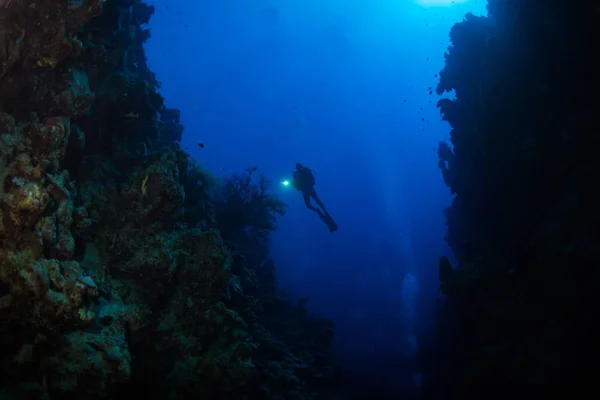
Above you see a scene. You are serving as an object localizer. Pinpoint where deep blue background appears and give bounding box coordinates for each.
[144,0,487,392]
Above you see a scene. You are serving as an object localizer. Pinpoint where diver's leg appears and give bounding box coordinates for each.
[303,191,323,215]
[310,189,329,216]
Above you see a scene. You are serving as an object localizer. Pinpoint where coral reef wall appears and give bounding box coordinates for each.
[428,0,599,396]
[0,1,338,399]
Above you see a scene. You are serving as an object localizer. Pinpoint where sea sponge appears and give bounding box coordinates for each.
[5,181,49,229]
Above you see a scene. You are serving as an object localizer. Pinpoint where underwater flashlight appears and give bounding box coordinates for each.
[281,180,290,186]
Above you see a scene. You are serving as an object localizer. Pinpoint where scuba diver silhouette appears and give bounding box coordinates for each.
[292,163,338,232]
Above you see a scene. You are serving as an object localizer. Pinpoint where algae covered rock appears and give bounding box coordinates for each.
[0,1,340,399]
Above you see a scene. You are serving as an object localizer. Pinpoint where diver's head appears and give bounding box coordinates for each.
[295,163,303,170]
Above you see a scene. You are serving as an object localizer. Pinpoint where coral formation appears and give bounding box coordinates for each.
[0,1,338,399]
[424,0,599,396]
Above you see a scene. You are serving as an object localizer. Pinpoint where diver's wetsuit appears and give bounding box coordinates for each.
[292,164,337,232]
[293,165,328,217]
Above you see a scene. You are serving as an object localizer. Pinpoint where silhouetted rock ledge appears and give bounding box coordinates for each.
[422,1,600,397]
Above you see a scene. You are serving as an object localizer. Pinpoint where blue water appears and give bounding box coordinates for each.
[144,0,487,396]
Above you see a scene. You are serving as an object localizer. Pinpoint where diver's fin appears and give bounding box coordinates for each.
[320,213,338,233]
[327,218,338,233]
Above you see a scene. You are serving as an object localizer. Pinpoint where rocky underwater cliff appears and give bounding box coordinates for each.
[0,1,339,399]
[424,0,600,397]
[3,0,597,399]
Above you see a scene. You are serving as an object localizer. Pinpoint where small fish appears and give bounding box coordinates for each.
[121,112,139,119]
[261,6,279,25]
[198,143,205,148]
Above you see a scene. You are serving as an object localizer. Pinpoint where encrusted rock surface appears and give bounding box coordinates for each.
[423,0,600,397]
[0,1,339,399]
